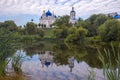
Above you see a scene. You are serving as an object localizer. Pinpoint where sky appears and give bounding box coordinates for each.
[0,0,120,26]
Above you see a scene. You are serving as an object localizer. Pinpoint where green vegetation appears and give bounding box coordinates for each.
[0,14,118,44]
[0,29,14,76]
[44,28,54,38]
[98,19,120,42]
[12,53,24,74]
[0,13,120,80]
[98,43,120,80]
[65,26,88,44]
[53,14,118,45]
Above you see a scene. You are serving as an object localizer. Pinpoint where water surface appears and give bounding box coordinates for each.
[6,43,110,80]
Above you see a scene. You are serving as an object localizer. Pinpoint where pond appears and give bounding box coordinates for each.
[3,43,118,80]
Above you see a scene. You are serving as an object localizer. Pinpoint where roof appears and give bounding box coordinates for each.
[46,10,52,17]
[45,61,51,67]
[114,15,120,19]
[54,15,57,18]
[70,10,75,13]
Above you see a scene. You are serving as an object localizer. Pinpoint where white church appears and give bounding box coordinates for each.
[38,7,77,28]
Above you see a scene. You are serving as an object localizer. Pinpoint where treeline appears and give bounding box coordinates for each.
[0,21,45,43]
[0,13,120,44]
[53,14,120,44]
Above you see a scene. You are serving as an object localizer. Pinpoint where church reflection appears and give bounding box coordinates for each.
[68,56,74,72]
[38,51,75,72]
[38,51,53,68]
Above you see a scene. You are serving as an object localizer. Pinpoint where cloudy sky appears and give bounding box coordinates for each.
[0,0,120,26]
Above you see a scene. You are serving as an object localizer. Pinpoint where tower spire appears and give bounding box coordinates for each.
[72,7,74,11]
[43,10,45,13]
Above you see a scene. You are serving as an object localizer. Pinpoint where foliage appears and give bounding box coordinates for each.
[53,15,72,28]
[19,35,39,44]
[25,22,37,35]
[88,68,95,80]
[76,14,112,37]
[98,19,120,42]
[87,36,101,44]
[53,15,72,40]
[0,20,18,32]
[0,74,25,80]
[65,26,88,44]
[0,29,14,76]
[37,28,45,38]
[43,28,53,38]
[12,53,25,74]
[17,28,26,35]
[98,43,120,80]
[53,25,68,39]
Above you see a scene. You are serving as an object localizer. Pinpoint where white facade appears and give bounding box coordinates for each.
[69,7,77,25]
[39,10,56,28]
[38,7,77,28]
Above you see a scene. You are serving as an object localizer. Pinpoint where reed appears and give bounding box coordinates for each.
[98,43,120,80]
[12,53,25,74]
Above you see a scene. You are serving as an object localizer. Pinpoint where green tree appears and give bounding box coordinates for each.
[0,20,18,32]
[77,14,112,37]
[37,28,44,38]
[53,15,72,28]
[53,25,68,40]
[65,26,88,44]
[98,19,120,42]
[25,22,37,35]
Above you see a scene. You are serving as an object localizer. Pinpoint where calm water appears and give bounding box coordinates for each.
[5,43,115,80]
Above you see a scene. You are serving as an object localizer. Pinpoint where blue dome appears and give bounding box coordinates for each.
[71,10,75,13]
[45,61,50,67]
[54,15,57,18]
[114,15,120,19]
[73,18,76,20]
[41,16,42,19]
[46,10,52,17]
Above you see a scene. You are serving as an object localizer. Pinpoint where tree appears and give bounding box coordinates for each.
[53,15,72,28]
[53,25,68,39]
[25,22,37,35]
[0,20,18,32]
[53,27,63,39]
[76,27,88,44]
[80,14,113,37]
[98,19,120,42]
[37,28,44,38]
[65,26,88,44]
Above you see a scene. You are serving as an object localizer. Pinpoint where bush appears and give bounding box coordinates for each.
[65,26,88,44]
[20,35,40,44]
[98,19,120,42]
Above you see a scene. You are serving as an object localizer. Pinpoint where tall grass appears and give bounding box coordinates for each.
[98,43,120,80]
[12,53,25,74]
[88,68,95,80]
[0,29,14,76]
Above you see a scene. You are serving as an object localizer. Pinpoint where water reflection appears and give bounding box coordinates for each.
[20,50,104,80]
[38,51,53,68]
[4,42,119,80]
[68,57,74,72]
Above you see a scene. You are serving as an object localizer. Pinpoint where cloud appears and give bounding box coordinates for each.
[0,0,120,19]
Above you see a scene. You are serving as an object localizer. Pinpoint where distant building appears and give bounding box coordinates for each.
[38,7,77,28]
[107,12,120,21]
[69,7,77,25]
[108,12,118,17]
[38,10,56,28]
[114,14,120,21]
